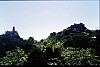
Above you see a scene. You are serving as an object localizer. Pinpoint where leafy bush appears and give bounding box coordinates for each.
[0,47,29,66]
[47,47,100,65]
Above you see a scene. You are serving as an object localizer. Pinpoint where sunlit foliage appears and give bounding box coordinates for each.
[0,47,29,66]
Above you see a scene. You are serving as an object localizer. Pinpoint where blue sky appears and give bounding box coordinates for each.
[0,1,99,40]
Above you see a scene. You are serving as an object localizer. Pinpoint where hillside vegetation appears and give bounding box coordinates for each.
[0,23,100,66]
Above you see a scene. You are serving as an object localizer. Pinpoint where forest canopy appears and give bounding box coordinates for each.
[0,23,100,66]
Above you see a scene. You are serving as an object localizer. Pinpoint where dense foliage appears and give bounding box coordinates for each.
[0,23,100,66]
[0,47,29,66]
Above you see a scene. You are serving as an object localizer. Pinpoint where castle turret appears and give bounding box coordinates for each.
[13,27,15,32]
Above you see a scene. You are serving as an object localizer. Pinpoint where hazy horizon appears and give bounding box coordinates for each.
[0,1,99,40]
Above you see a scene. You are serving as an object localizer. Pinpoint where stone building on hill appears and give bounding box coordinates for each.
[5,27,20,38]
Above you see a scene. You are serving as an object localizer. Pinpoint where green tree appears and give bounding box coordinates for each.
[47,47,100,65]
[0,46,29,66]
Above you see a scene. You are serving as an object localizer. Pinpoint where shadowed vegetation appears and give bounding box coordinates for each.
[0,23,100,66]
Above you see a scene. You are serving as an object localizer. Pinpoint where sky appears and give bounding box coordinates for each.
[0,1,99,41]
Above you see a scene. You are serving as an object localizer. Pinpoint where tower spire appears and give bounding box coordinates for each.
[13,27,15,32]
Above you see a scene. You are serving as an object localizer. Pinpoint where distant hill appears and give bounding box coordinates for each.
[48,23,100,49]
[0,27,23,57]
[49,23,89,38]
